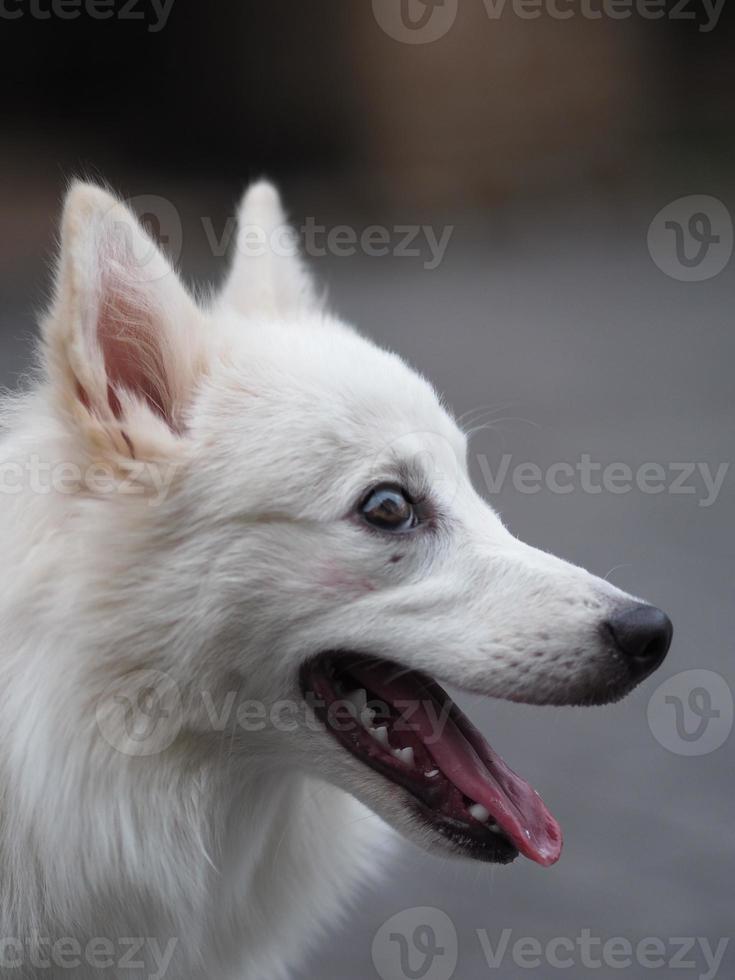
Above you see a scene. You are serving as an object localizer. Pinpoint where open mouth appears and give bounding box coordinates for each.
[300,653,563,867]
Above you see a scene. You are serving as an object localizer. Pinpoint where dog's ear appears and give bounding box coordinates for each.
[220,181,321,318]
[42,181,207,458]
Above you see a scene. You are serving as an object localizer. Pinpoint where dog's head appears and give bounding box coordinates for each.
[42,181,672,867]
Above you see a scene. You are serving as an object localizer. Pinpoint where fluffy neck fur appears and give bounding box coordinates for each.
[0,389,387,980]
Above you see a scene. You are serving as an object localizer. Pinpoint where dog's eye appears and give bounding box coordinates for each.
[360,485,417,532]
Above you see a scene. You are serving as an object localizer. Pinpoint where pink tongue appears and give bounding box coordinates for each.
[351,664,563,867]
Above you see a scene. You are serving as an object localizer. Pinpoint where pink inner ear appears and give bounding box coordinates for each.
[97,276,173,426]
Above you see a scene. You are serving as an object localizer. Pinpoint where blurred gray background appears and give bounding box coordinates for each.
[1,2,733,977]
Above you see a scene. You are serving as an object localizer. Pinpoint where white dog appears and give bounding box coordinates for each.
[0,181,672,979]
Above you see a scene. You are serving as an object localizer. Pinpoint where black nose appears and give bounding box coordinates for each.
[604,603,673,679]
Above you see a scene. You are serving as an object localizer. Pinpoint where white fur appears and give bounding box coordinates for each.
[0,181,639,979]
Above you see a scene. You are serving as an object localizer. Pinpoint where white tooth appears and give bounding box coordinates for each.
[360,707,377,728]
[425,769,440,778]
[370,726,390,748]
[469,804,491,824]
[488,823,502,834]
[392,747,415,767]
[346,689,368,715]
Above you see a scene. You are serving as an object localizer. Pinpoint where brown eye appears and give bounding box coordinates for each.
[361,485,416,532]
